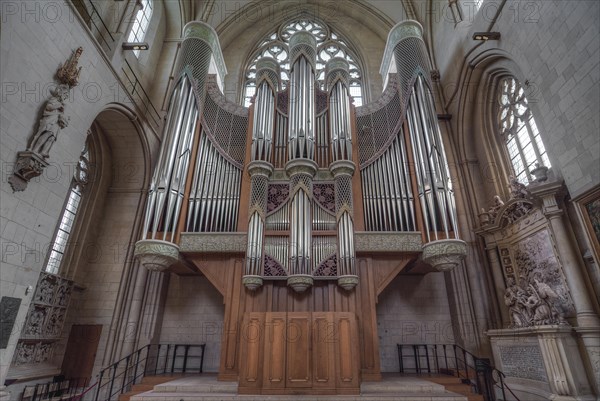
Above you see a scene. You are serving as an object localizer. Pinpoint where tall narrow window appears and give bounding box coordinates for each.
[497,76,550,183]
[127,0,153,57]
[242,19,365,107]
[45,144,91,274]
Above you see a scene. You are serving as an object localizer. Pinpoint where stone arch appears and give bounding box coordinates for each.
[452,48,529,203]
[215,0,395,103]
[60,103,157,377]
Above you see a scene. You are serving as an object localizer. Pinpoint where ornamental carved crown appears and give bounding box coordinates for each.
[57,47,83,87]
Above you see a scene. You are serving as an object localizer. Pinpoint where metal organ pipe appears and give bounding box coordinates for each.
[326,58,358,291]
[388,20,459,241]
[142,76,198,240]
[285,32,318,293]
[243,58,279,291]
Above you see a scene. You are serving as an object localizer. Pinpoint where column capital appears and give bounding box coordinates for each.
[247,160,274,178]
[285,158,318,177]
[329,160,355,177]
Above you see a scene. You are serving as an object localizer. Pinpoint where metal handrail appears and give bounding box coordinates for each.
[90,343,205,401]
[397,343,521,401]
[70,0,115,50]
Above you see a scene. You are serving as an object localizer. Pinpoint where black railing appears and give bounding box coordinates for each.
[93,343,205,401]
[21,377,90,401]
[121,60,162,129]
[397,343,520,401]
[70,0,115,50]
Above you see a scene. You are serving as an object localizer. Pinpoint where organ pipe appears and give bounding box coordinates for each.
[288,32,316,161]
[142,75,198,240]
[243,58,279,290]
[326,58,358,290]
[285,32,319,293]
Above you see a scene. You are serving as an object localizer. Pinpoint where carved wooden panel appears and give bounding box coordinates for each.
[263,312,286,391]
[286,313,311,388]
[238,313,264,393]
[312,312,335,390]
[336,313,360,390]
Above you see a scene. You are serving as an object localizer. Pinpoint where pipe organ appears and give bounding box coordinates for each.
[134,20,467,395]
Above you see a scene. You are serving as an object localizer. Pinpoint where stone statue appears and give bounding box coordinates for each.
[28,84,70,158]
[509,175,528,199]
[487,195,505,220]
[504,277,530,327]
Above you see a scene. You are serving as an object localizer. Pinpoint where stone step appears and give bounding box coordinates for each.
[132,392,467,401]
[130,375,468,401]
[152,375,237,394]
[361,378,447,394]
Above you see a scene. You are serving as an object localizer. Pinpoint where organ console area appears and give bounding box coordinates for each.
[134,19,467,395]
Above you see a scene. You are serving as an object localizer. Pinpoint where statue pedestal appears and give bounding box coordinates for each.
[487,326,595,401]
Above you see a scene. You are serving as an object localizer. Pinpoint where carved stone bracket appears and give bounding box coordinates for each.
[338,275,359,291]
[242,275,263,291]
[8,151,49,191]
[421,239,467,272]
[287,274,314,293]
[134,239,179,272]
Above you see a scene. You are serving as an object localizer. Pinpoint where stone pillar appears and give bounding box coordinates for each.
[486,246,510,326]
[530,180,600,393]
[530,181,599,327]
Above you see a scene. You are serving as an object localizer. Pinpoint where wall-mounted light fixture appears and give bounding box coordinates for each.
[122,42,149,51]
[472,32,501,41]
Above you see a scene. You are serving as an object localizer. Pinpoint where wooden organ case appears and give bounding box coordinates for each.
[134,21,467,395]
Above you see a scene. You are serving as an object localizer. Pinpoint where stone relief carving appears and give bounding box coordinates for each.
[14,273,73,369]
[24,307,47,336]
[14,343,36,365]
[9,47,83,192]
[504,276,567,328]
[503,229,575,328]
[35,342,52,363]
[35,274,57,305]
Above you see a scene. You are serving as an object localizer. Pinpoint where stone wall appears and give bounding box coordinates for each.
[0,0,160,390]
[159,275,224,373]
[430,0,599,198]
[377,272,454,372]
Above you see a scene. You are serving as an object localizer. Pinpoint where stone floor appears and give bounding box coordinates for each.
[130,374,469,401]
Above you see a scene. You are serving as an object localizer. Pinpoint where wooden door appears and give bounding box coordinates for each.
[61,324,102,381]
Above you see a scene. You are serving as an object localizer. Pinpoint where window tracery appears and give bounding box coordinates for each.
[127,0,153,57]
[45,143,90,275]
[242,19,364,107]
[497,76,550,183]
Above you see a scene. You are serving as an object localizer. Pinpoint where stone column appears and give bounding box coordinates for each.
[530,180,600,393]
[530,181,599,327]
[486,246,510,326]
